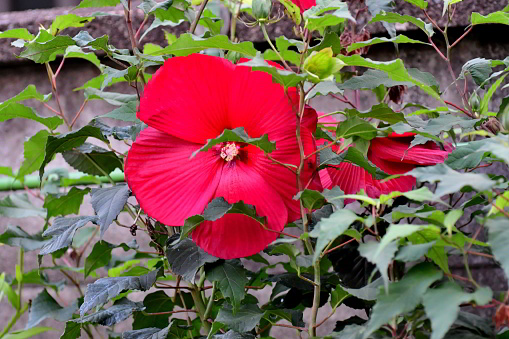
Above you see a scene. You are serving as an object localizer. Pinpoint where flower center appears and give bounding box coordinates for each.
[220,142,240,162]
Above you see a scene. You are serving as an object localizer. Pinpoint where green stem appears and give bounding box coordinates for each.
[0,302,28,338]
[190,285,212,333]
[83,154,115,185]
[260,24,292,71]
[16,248,24,311]
[0,170,125,191]
[190,0,210,34]
[203,281,217,321]
[308,261,321,337]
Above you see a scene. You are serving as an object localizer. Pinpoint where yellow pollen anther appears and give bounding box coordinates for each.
[220,142,240,162]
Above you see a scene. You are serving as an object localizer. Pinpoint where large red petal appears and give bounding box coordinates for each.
[192,160,287,259]
[248,126,319,221]
[369,137,450,166]
[138,54,234,144]
[125,127,223,225]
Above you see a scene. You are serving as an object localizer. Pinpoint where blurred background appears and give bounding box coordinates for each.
[0,0,81,12]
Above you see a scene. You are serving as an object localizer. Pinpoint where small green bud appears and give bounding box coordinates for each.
[227,51,241,64]
[469,91,480,112]
[303,47,345,83]
[252,0,272,21]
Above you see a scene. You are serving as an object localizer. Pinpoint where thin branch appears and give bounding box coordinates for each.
[70,99,88,128]
[124,0,137,51]
[267,154,297,174]
[445,100,473,118]
[450,26,473,48]
[491,202,509,218]
[260,23,292,71]
[144,309,198,316]
[189,0,209,34]
[428,37,448,61]
[423,10,444,34]
[135,15,149,41]
[330,93,357,109]
[322,238,356,256]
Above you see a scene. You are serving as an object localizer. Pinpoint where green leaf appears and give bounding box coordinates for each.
[0,226,48,251]
[330,284,350,309]
[217,304,264,333]
[80,268,161,316]
[336,116,377,140]
[0,272,19,310]
[43,187,90,219]
[445,139,491,170]
[3,327,54,339]
[344,104,406,124]
[63,46,100,68]
[443,209,463,235]
[181,198,267,239]
[84,241,114,278]
[75,0,120,9]
[18,130,50,180]
[26,289,77,328]
[90,184,130,238]
[379,187,435,205]
[62,143,123,177]
[0,85,51,110]
[60,321,82,339]
[395,242,436,262]
[193,127,275,157]
[486,217,509,280]
[370,12,434,36]
[309,209,361,262]
[50,14,95,35]
[20,32,76,63]
[303,0,355,34]
[155,33,257,57]
[0,194,46,218]
[347,35,429,53]
[40,216,99,255]
[461,58,500,87]
[0,103,62,130]
[263,36,302,66]
[358,240,399,291]
[402,0,428,9]
[40,125,108,179]
[0,28,35,40]
[238,56,307,88]
[364,263,443,337]
[295,189,326,211]
[83,87,137,104]
[339,55,441,102]
[206,260,249,313]
[339,69,413,90]
[343,147,389,180]
[480,73,508,115]
[406,163,495,198]
[423,282,492,339]
[471,11,509,25]
[132,291,176,330]
[100,101,139,121]
[74,298,144,326]
[166,235,218,282]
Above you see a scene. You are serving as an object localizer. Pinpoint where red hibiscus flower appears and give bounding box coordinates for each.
[290,0,316,13]
[125,54,318,259]
[317,113,451,200]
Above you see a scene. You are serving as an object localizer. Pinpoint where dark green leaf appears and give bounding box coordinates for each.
[423,283,492,339]
[364,263,443,337]
[216,304,263,333]
[84,241,114,278]
[0,103,62,130]
[60,321,82,339]
[26,289,78,328]
[343,278,383,301]
[358,240,399,291]
[40,125,108,178]
[40,216,99,255]
[213,331,255,339]
[344,103,407,124]
[43,187,90,219]
[0,226,48,251]
[63,143,123,177]
[155,33,257,57]
[80,268,161,316]
[445,140,491,170]
[0,194,46,218]
[84,88,138,106]
[336,116,377,140]
[90,184,130,237]
[20,33,76,63]
[0,85,51,110]
[303,0,355,34]
[132,291,175,330]
[193,127,275,156]
[75,298,144,326]
[206,260,248,313]
[63,46,101,68]
[344,147,389,180]
[338,69,413,90]
[238,56,307,88]
[347,35,428,53]
[295,189,326,210]
[486,217,509,280]
[395,242,436,262]
[370,12,434,37]
[166,235,218,282]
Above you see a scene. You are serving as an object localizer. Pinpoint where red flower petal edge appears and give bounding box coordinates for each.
[125,54,318,259]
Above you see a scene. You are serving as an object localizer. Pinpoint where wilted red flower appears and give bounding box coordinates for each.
[125,54,318,259]
[317,113,451,200]
[290,0,316,12]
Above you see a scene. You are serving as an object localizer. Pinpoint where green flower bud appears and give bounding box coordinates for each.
[469,91,480,112]
[227,51,241,64]
[303,47,345,83]
[252,0,273,21]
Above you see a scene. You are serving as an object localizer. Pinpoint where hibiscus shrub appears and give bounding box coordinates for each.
[1,0,509,338]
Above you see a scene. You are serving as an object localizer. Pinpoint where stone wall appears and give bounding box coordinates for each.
[1,0,508,337]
